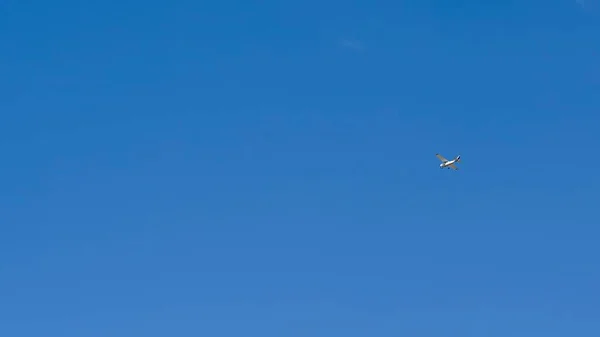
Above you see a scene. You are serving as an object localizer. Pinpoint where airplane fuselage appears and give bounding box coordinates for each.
[440,159,457,168]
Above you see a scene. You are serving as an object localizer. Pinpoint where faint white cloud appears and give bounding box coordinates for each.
[338,38,364,51]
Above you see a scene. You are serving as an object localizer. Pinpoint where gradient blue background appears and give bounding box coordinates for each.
[1,1,599,336]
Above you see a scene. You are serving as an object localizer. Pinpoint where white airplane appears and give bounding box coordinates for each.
[436,153,461,170]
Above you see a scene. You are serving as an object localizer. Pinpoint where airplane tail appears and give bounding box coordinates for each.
[455,155,461,162]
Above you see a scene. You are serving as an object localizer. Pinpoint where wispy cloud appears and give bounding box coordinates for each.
[338,38,364,51]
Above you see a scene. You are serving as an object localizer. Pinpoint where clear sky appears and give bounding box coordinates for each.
[1,0,599,336]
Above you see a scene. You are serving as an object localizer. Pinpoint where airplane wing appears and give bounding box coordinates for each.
[449,163,459,170]
[435,153,448,162]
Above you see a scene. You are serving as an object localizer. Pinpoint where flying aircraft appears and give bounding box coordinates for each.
[436,153,461,170]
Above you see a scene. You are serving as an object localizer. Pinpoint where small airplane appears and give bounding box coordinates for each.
[436,153,461,170]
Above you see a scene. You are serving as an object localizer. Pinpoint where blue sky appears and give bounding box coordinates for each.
[1,0,599,336]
